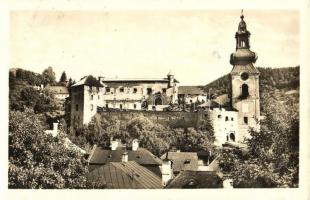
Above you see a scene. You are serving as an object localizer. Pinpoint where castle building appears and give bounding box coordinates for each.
[70,11,260,146]
[229,11,260,139]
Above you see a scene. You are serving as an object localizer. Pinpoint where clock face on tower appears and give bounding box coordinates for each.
[241,72,249,81]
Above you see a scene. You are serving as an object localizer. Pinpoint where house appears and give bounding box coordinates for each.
[87,160,162,189]
[87,140,163,176]
[161,152,199,174]
[45,85,69,100]
[178,86,207,105]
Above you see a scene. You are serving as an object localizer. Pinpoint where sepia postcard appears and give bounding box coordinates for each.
[1,0,310,200]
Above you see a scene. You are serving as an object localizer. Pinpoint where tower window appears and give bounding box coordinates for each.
[244,117,248,124]
[147,88,152,95]
[133,88,137,93]
[225,116,229,121]
[75,104,78,111]
[241,84,249,98]
[218,115,222,119]
[120,87,124,93]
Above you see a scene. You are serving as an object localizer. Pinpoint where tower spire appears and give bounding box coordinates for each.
[241,9,244,19]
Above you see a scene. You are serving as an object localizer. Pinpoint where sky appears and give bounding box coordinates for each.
[10,10,299,85]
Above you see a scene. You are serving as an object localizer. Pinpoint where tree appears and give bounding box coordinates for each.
[9,109,89,189]
[218,95,299,188]
[59,71,67,83]
[42,67,56,86]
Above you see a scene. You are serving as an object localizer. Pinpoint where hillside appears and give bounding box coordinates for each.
[204,66,300,115]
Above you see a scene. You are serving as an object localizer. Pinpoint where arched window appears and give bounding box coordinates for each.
[241,84,249,98]
[230,133,235,142]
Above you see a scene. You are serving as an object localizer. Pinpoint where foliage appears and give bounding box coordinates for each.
[70,114,215,157]
[218,95,299,188]
[42,66,56,86]
[9,109,90,189]
[59,71,67,83]
[85,75,102,87]
[11,68,43,86]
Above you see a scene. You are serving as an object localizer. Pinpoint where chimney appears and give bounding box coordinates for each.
[52,122,58,137]
[122,151,128,162]
[110,139,120,151]
[161,153,173,186]
[132,139,139,151]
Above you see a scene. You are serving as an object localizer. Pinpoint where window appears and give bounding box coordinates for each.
[90,104,94,111]
[241,84,249,98]
[162,88,166,94]
[120,87,124,93]
[120,104,123,109]
[231,117,234,121]
[244,117,248,124]
[134,104,137,109]
[225,116,229,121]
[241,72,249,81]
[75,104,78,111]
[147,88,152,95]
[91,95,94,100]
[106,104,109,108]
[133,88,137,93]
[218,115,222,119]
[106,87,110,93]
[98,95,100,100]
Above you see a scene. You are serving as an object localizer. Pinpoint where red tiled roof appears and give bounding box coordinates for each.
[87,161,162,189]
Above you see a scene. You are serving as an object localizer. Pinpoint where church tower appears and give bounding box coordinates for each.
[230,10,260,140]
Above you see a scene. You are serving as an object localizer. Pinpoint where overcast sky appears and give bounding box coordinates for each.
[10,10,299,85]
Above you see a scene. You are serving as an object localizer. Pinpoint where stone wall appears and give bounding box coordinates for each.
[97,110,208,129]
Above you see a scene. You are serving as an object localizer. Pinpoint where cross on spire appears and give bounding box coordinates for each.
[241,9,244,20]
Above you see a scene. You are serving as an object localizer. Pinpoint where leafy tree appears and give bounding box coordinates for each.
[42,66,56,86]
[59,71,67,83]
[9,109,89,189]
[218,95,299,188]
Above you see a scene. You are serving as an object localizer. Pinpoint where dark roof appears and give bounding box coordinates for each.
[87,161,162,189]
[230,63,260,75]
[165,171,223,188]
[161,152,198,172]
[45,85,69,94]
[72,76,103,87]
[178,86,206,95]
[88,146,163,166]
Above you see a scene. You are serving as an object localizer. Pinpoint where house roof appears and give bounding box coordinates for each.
[178,86,206,95]
[165,171,223,188]
[161,152,198,172]
[45,85,69,94]
[88,146,163,166]
[87,161,162,189]
[99,77,179,83]
[72,76,103,87]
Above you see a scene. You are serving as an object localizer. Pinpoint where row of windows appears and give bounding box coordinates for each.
[217,115,234,121]
[217,115,248,124]
[106,103,137,109]
[105,87,167,95]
